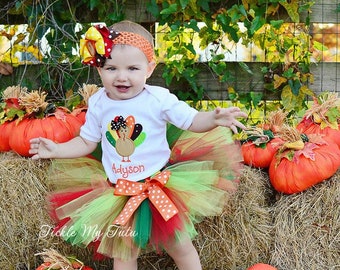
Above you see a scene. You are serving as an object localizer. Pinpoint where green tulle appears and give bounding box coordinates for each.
[166,123,184,148]
[61,191,127,246]
[134,199,152,248]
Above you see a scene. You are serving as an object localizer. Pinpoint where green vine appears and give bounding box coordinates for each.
[147,0,319,113]
[0,0,323,115]
[0,0,125,101]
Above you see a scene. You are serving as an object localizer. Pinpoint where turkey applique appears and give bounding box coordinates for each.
[106,115,146,162]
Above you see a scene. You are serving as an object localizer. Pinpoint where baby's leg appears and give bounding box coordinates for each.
[113,258,138,270]
[166,237,202,270]
[113,245,139,270]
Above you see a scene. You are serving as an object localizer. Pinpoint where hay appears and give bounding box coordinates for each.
[0,152,50,269]
[194,166,275,270]
[0,152,101,270]
[271,171,340,270]
[1,152,339,270]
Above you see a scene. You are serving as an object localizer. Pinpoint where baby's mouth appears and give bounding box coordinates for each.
[116,85,130,92]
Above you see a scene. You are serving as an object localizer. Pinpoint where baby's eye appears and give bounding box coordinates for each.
[129,67,139,71]
[105,66,116,71]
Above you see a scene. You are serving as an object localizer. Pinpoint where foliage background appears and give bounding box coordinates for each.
[0,0,339,120]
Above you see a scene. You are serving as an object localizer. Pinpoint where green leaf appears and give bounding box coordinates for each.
[288,79,301,95]
[270,20,284,29]
[216,13,229,29]
[313,40,328,51]
[179,0,189,9]
[185,19,200,32]
[160,4,178,15]
[89,0,99,10]
[197,0,210,12]
[146,0,160,17]
[326,107,340,123]
[249,16,265,35]
[250,91,263,107]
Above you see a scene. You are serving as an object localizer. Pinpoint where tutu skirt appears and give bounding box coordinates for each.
[47,126,243,261]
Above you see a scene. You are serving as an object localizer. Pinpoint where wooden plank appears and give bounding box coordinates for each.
[310,62,340,92]
[308,3,340,23]
[1,62,339,100]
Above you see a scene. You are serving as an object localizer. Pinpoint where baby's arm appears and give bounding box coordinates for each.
[188,107,247,133]
[29,136,98,160]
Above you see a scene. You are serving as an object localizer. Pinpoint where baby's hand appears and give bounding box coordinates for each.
[29,137,57,160]
[214,107,247,133]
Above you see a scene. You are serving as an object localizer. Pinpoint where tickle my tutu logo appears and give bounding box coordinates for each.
[39,224,137,242]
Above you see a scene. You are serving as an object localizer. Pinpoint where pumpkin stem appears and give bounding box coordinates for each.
[277,124,306,151]
[18,90,49,118]
[2,85,28,99]
[263,109,288,132]
[305,92,339,125]
[35,248,78,270]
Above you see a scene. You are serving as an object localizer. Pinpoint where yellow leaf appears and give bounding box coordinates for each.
[300,85,315,97]
[280,0,299,23]
[227,86,236,94]
[273,74,287,89]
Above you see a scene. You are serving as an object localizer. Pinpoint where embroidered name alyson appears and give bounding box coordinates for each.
[112,163,145,178]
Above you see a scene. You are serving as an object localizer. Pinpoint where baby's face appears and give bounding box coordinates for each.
[98,45,155,101]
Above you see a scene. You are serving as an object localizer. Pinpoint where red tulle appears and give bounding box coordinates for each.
[170,138,214,163]
[48,189,93,222]
[149,187,189,251]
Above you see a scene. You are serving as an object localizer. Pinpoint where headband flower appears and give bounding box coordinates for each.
[79,24,119,67]
[79,24,155,67]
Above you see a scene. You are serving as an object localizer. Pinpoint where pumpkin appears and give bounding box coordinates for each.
[269,126,340,194]
[71,107,87,124]
[297,92,340,148]
[0,89,26,152]
[242,137,283,168]
[247,263,278,270]
[297,117,340,148]
[240,110,288,168]
[240,126,284,168]
[35,248,93,270]
[0,121,15,151]
[9,109,83,157]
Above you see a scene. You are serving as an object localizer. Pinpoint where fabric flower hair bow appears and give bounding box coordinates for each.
[79,24,119,67]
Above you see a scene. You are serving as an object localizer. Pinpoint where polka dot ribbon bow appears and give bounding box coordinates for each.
[113,171,179,226]
[79,24,119,67]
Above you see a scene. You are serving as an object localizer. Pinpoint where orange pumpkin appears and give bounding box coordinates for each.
[269,139,340,194]
[297,117,340,148]
[247,263,278,270]
[9,109,83,156]
[297,93,340,148]
[242,137,283,168]
[0,121,15,151]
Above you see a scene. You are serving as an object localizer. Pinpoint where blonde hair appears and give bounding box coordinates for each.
[110,20,154,49]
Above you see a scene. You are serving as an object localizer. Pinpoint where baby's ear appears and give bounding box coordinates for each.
[146,61,156,78]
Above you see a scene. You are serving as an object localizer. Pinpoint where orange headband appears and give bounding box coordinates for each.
[79,24,155,67]
[113,32,155,63]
